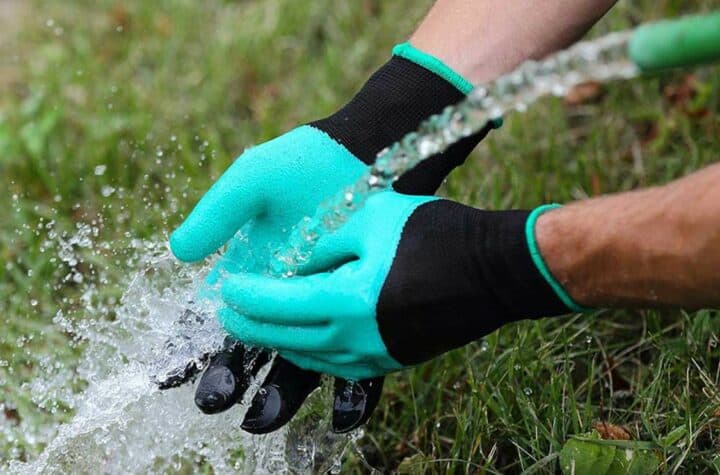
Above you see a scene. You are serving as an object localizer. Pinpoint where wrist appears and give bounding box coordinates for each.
[409,1,618,85]
[534,179,720,309]
[411,33,514,85]
[391,42,474,95]
[527,205,592,312]
[533,205,595,307]
[533,189,684,309]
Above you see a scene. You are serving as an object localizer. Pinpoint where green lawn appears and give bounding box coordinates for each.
[2,0,720,472]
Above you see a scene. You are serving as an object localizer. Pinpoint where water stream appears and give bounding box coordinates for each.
[4,31,641,473]
[271,31,637,276]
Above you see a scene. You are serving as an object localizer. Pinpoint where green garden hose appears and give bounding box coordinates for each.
[629,11,720,72]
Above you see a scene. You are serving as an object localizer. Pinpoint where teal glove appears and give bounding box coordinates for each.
[219,193,581,380]
[171,43,497,432]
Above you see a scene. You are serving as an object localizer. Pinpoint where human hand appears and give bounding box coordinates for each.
[219,193,573,380]
[170,43,496,432]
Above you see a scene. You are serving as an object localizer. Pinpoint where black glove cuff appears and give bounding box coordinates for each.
[469,206,571,320]
[376,200,570,366]
[312,55,467,163]
[311,56,492,194]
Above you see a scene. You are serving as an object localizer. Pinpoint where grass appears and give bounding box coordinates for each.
[1,0,720,472]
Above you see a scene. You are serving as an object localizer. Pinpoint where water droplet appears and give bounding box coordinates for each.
[523,387,533,396]
[479,339,489,352]
[94,165,107,176]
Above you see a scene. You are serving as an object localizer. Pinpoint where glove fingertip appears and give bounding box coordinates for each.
[171,203,242,263]
[169,226,207,263]
[332,376,384,434]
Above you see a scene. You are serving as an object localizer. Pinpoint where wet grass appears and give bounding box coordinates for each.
[2,0,720,472]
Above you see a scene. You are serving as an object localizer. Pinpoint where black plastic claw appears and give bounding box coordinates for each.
[194,340,270,414]
[154,357,207,390]
[331,377,384,433]
[241,357,321,434]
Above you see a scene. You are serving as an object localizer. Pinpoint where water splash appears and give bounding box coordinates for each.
[4,236,354,473]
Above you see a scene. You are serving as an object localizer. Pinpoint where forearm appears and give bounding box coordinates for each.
[537,163,720,309]
[411,0,618,84]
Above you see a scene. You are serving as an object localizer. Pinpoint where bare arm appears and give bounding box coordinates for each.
[411,0,618,83]
[537,163,720,309]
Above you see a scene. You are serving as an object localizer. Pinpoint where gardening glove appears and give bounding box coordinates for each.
[219,195,585,380]
[170,42,498,433]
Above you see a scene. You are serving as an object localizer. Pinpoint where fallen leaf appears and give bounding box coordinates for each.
[111,3,130,31]
[4,407,20,424]
[564,81,605,106]
[663,74,696,107]
[594,421,631,441]
[663,74,709,118]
